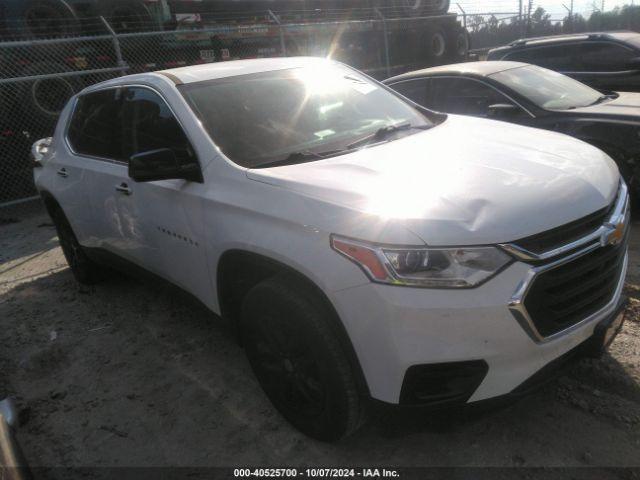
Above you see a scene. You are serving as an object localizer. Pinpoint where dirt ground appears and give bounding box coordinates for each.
[1,210,640,476]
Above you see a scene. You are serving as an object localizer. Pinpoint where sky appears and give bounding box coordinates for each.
[454,0,630,19]
[540,0,627,17]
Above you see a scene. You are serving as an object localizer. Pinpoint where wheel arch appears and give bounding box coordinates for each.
[39,189,62,217]
[216,248,371,397]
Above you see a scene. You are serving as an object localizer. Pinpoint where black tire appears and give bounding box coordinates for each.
[241,276,363,441]
[423,27,448,61]
[18,62,82,129]
[99,0,154,34]
[49,204,104,285]
[451,27,470,60]
[21,0,80,38]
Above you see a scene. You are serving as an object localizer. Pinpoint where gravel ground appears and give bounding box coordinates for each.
[1,211,640,475]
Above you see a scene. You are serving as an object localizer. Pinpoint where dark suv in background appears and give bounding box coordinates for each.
[487,32,640,92]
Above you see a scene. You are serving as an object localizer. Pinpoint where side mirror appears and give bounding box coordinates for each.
[487,103,520,118]
[129,148,203,183]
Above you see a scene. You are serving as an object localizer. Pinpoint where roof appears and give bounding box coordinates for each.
[156,57,331,84]
[384,61,528,83]
[77,57,355,96]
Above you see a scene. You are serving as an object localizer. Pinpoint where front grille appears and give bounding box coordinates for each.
[515,191,618,255]
[523,229,628,338]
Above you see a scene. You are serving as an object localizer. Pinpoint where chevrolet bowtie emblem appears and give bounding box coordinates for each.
[602,218,626,247]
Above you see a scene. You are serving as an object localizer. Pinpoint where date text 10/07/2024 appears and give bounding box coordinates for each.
[233,469,400,478]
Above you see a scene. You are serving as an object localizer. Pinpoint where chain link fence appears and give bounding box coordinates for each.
[0,8,468,221]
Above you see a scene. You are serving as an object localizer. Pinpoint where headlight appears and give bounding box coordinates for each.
[331,236,512,288]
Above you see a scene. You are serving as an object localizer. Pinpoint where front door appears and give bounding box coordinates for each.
[116,85,211,302]
[571,42,640,92]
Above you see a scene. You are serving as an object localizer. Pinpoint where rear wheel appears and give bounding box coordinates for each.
[18,62,82,129]
[241,276,363,441]
[424,27,448,61]
[22,0,79,38]
[452,27,470,59]
[99,0,154,33]
[49,205,105,285]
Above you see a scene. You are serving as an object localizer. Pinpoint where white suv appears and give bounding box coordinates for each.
[33,57,629,441]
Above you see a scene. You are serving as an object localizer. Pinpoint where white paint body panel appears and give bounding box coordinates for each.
[34,58,625,405]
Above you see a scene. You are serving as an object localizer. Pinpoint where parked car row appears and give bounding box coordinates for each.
[34,49,630,441]
[487,31,640,93]
[385,61,640,197]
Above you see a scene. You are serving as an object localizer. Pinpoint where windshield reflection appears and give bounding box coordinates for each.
[491,65,604,110]
[178,63,433,168]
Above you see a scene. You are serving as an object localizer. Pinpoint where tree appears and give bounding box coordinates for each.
[469,4,640,50]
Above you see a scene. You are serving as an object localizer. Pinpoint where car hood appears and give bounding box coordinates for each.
[247,115,619,246]
[571,91,640,118]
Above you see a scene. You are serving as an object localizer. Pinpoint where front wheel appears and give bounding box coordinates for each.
[241,276,364,441]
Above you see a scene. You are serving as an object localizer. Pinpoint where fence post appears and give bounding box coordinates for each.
[456,3,467,29]
[268,10,287,56]
[374,8,391,78]
[100,16,128,75]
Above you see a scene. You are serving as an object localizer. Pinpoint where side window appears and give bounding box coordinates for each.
[505,44,583,71]
[581,42,636,72]
[391,79,430,107]
[428,77,516,117]
[121,87,196,164]
[67,89,125,161]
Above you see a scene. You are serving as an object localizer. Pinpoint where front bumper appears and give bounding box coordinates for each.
[330,251,628,405]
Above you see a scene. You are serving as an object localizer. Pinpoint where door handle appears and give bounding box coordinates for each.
[115,183,132,195]
[56,168,68,178]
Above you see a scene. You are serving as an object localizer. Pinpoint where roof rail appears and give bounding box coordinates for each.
[509,32,608,47]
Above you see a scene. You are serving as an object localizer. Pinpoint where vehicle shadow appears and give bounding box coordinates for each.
[1,267,639,469]
[0,210,61,269]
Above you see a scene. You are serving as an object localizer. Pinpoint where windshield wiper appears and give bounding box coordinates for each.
[253,123,431,169]
[254,149,347,169]
[346,122,430,150]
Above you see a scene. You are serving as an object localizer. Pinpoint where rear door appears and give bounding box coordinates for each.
[504,43,583,73]
[65,87,131,250]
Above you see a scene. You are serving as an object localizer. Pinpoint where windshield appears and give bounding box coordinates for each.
[490,65,603,110]
[178,65,432,168]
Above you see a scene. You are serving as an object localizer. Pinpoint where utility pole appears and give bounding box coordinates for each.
[519,0,524,38]
[527,0,533,35]
[562,0,574,33]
